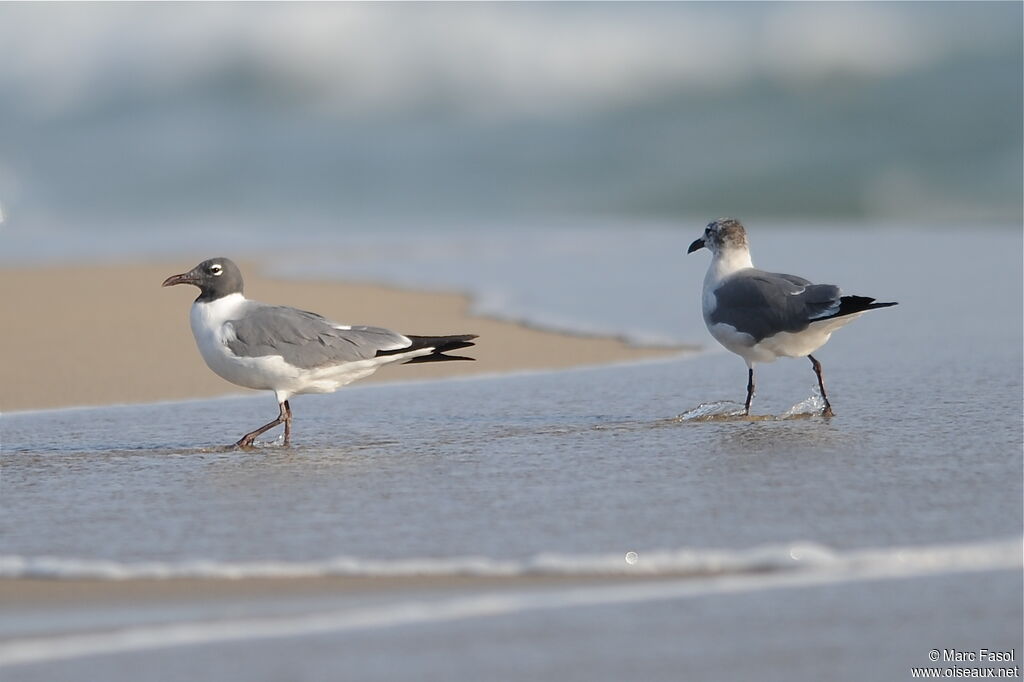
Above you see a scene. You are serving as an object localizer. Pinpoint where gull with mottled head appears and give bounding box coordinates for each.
[687,218,896,416]
[163,258,477,447]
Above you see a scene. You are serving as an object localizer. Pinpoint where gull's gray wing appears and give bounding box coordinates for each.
[709,269,840,342]
[225,304,410,369]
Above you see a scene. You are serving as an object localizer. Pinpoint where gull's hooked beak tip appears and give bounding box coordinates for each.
[162,272,194,288]
[687,237,706,254]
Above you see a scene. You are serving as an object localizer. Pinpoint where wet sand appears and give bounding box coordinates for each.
[0,575,617,611]
[0,261,683,412]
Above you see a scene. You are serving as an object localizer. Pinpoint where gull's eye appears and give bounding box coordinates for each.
[210,264,223,276]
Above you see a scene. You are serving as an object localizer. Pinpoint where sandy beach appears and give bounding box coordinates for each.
[0,261,682,412]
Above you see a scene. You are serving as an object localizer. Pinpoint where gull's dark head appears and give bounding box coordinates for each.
[162,257,244,302]
[688,218,749,256]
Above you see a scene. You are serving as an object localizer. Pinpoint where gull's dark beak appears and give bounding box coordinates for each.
[687,237,706,254]
[162,271,197,287]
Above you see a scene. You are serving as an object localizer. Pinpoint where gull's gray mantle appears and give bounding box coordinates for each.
[225,306,414,371]
[707,272,843,343]
[687,218,896,416]
[163,257,476,447]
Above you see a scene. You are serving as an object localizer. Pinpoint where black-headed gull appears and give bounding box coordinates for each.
[163,258,476,447]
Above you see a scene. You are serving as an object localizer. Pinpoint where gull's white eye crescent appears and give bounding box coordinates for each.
[210,264,223,276]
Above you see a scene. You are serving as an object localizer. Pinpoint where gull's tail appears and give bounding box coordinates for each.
[833,296,898,319]
[377,334,478,364]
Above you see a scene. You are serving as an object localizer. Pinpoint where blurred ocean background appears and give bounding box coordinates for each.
[1,3,1020,237]
[1,2,1020,344]
[1,4,1021,680]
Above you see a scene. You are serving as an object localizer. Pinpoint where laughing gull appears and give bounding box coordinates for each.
[163,258,477,447]
[687,218,896,416]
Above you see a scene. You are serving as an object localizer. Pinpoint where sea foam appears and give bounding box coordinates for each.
[1,537,1018,581]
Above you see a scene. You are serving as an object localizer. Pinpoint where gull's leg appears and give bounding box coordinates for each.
[744,367,755,416]
[808,355,834,417]
[282,400,292,446]
[236,401,289,448]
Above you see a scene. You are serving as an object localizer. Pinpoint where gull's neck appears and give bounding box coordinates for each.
[195,291,246,306]
[707,246,754,284]
[192,292,248,320]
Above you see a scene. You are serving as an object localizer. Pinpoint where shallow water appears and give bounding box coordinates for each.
[2,345,1021,679]
[3,335,1021,565]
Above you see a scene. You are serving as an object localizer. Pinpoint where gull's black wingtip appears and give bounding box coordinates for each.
[412,334,477,354]
[403,353,476,364]
[378,334,478,363]
[836,296,898,317]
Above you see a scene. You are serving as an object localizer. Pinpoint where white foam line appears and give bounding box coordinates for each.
[0,539,1019,668]
[0,542,833,580]
[1,538,1019,581]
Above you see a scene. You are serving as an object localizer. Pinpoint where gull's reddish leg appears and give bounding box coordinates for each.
[236,401,289,448]
[282,400,292,446]
[808,355,834,417]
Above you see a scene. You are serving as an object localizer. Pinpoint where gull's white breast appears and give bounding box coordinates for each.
[189,294,312,394]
